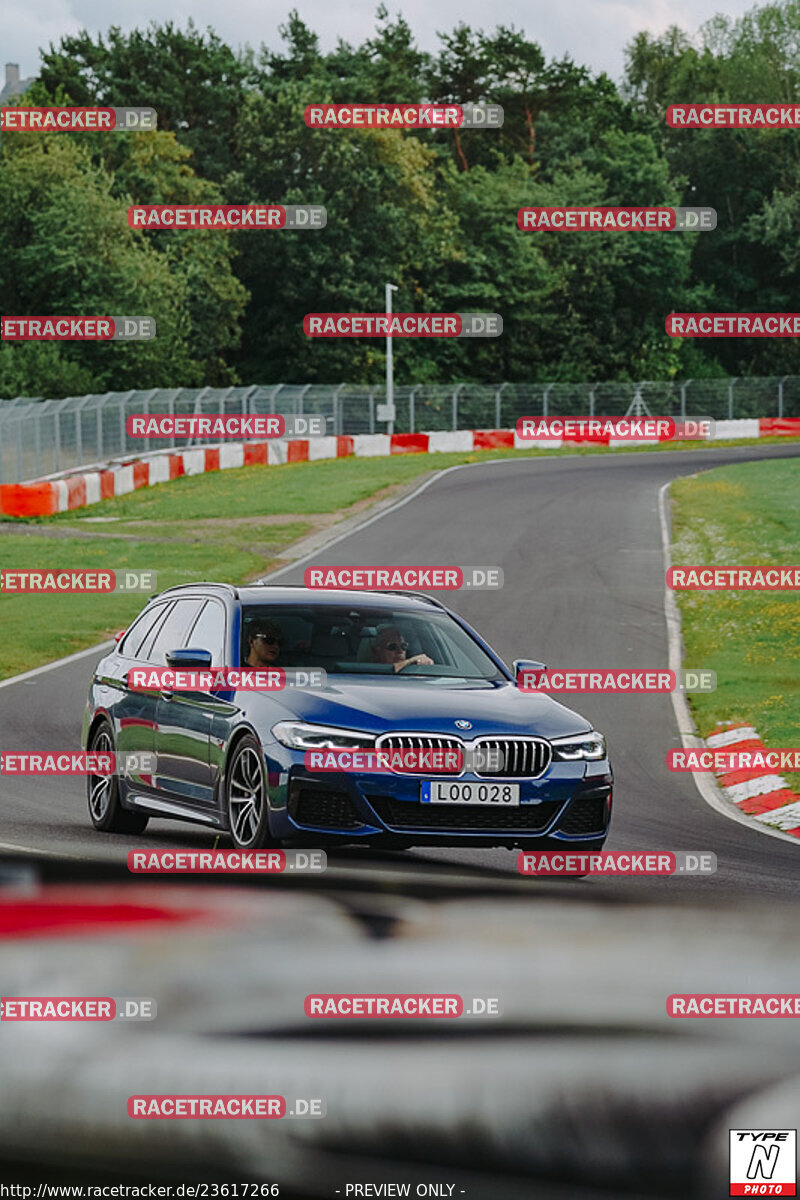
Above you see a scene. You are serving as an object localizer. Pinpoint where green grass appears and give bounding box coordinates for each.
[0,524,310,678]
[0,436,797,681]
[670,457,800,790]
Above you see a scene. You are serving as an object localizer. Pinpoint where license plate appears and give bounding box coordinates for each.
[421,780,521,806]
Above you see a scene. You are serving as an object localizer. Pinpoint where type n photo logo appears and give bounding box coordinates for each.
[730,1130,796,1195]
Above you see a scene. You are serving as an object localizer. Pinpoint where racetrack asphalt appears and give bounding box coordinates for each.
[1,443,798,899]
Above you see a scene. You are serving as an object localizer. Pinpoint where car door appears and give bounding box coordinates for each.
[153,597,223,809]
[113,600,172,797]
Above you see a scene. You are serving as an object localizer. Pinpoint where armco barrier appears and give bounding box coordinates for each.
[1,419,799,518]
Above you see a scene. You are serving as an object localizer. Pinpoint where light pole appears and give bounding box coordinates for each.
[385,282,398,435]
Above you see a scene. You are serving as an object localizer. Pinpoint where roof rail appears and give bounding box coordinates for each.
[368,589,447,607]
[155,581,239,599]
[246,582,447,607]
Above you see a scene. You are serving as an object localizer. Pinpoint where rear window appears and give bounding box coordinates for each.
[118,603,169,659]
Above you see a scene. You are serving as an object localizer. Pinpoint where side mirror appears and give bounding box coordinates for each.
[513,659,547,685]
[165,647,213,670]
[113,629,126,645]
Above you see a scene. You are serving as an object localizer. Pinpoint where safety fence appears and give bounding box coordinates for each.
[1,376,798,484]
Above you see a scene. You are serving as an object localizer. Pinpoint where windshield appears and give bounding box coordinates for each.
[240,603,507,680]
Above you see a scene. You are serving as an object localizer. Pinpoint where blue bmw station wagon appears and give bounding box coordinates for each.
[82,584,613,850]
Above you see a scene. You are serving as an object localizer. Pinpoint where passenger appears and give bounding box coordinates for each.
[371,625,433,673]
[244,620,283,668]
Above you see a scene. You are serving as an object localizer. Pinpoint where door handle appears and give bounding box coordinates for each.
[160,690,174,701]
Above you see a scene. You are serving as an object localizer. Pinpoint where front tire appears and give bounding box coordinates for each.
[225,734,272,849]
[87,720,150,834]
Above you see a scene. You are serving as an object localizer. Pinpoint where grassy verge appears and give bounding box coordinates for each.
[0,437,797,681]
[670,457,800,791]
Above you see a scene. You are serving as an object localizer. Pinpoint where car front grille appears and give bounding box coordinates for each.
[375,734,464,775]
[374,733,551,779]
[557,793,610,835]
[473,738,551,779]
[368,795,563,832]
[289,785,362,829]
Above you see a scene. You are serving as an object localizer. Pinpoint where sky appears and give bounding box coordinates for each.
[3,0,758,86]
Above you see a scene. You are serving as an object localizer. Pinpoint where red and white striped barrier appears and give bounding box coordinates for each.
[706,723,800,838]
[1,419,798,518]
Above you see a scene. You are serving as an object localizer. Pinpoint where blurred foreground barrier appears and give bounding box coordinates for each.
[0,875,798,1196]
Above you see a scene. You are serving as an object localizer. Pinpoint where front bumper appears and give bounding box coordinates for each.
[263,744,613,848]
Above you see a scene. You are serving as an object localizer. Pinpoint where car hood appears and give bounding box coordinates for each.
[250,678,594,741]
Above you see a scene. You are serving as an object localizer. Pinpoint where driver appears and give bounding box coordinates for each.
[244,619,283,668]
[371,624,433,673]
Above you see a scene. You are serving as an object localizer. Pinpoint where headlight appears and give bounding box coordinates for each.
[550,732,607,761]
[271,721,376,750]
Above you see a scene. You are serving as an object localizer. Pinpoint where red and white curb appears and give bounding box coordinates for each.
[706,723,800,838]
[659,478,800,848]
[1,417,798,518]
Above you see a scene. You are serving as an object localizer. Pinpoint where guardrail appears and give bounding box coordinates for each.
[1,376,798,485]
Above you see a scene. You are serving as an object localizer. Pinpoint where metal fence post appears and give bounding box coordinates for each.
[542,383,553,417]
[588,387,595,417]
[495,382,509,428]
[240,384,257,416]
[97,403,103,460]
[167,391,177,449]
[369,387,376,434]
[680,379,692,419]
[120,391,134,455]
[409,385,421,434]
[54,408,61,472]
[34,410,41,478]
[452,384,464,430]
[778,375,788,419]
[16,421,23,481]
[728,377,738,419]
[332,383,345,436]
